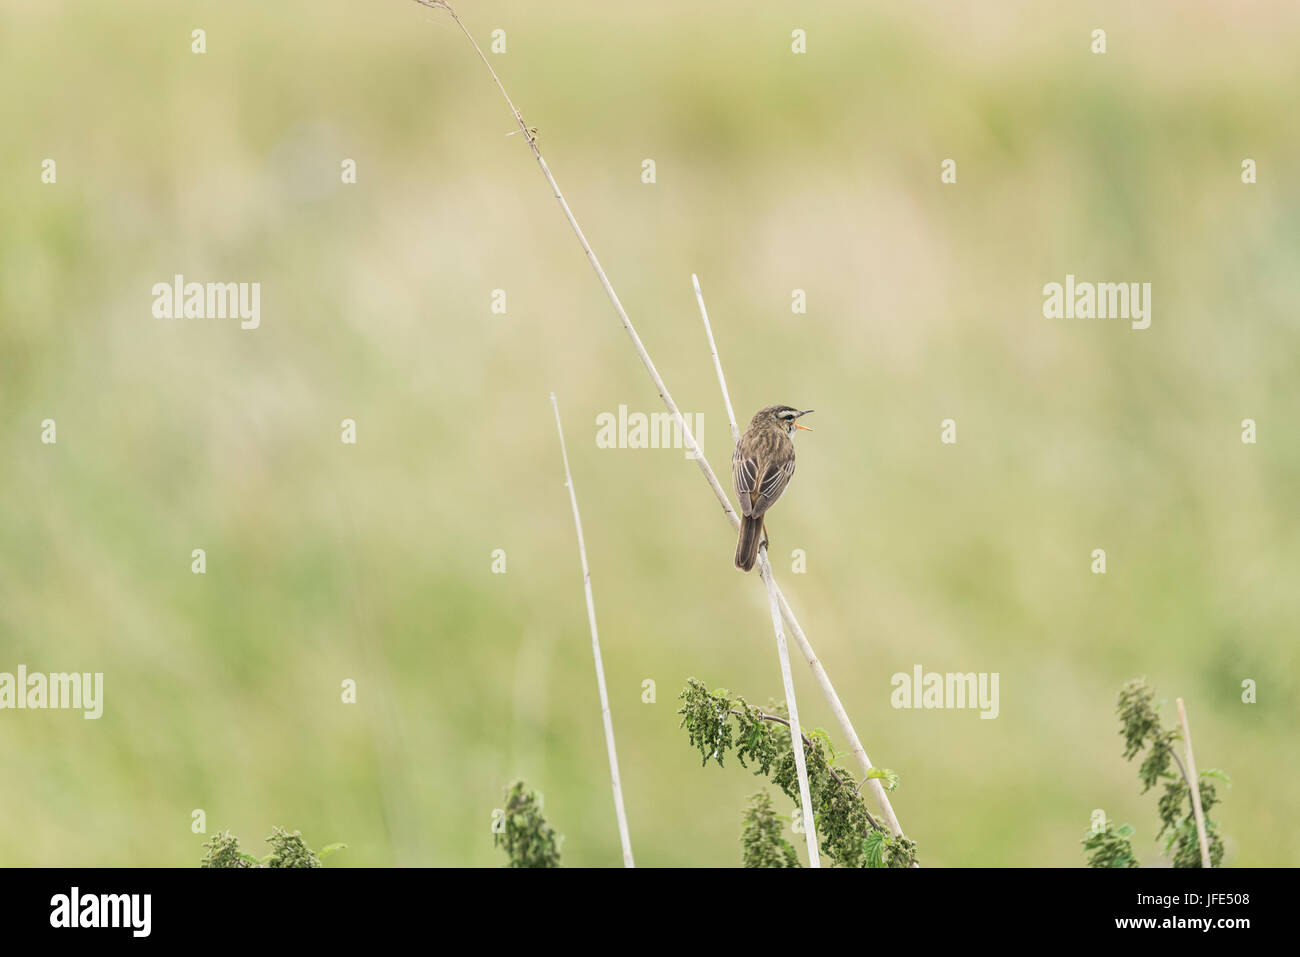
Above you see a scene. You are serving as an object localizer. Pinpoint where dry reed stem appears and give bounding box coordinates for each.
[551,393,635,867]
[1176,698,1212,868]
[417,0,908,851]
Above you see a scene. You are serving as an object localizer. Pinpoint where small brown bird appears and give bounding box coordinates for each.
[732,405,814,571]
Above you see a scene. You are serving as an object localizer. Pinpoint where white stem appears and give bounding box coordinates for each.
[1176,698,1212,868]
[773,583,904,839]
[418,0,907,850]
[692,274,908,843]
[695,274,817,863]
[551,393,635,868]
[693,274,740,446]
[761,556,821,865]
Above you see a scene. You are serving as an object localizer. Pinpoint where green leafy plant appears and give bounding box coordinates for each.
[199,830,255,868]
[678,678,916,868]
[1084,679,1229,868]
[200,827,346,868]
[1081,820,1139,868]
[742,790,800,868]
[494,780,562,868]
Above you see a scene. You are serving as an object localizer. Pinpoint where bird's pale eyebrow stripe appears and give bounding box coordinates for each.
[776,409,796,418]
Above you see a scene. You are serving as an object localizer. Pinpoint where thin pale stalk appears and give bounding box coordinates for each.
[418,0,907,846]
[1176,698,1212,868]
[762,560,820,865]
[692,275,908,842]
[773,584,904,839]
[695,272,816,860]
[551,393,635,868]
[692,274,740,446]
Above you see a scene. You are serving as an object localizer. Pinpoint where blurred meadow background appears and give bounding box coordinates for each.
[1,0,1297,866]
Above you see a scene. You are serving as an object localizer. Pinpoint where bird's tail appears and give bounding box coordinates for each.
[735,515,763,571]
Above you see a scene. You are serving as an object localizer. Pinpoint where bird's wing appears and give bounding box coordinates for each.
[733,448,758,517]
[734,446,795,518]
[751,456,795,515]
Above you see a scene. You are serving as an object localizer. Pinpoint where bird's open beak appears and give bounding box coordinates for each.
[795,410,814,431]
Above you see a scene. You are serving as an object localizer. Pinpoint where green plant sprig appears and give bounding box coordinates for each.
[494,780,562,868]
[743,790,801,868]
[1081,820,1139,868]
[678,678,916,868]
[1086,679,1229,868]
[200,827,345,868]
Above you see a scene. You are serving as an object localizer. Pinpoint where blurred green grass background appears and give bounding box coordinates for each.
[1,0,1297,866]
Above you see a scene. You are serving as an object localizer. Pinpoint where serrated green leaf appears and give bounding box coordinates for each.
[864,767,900,791]
[1199,768,1231,786]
